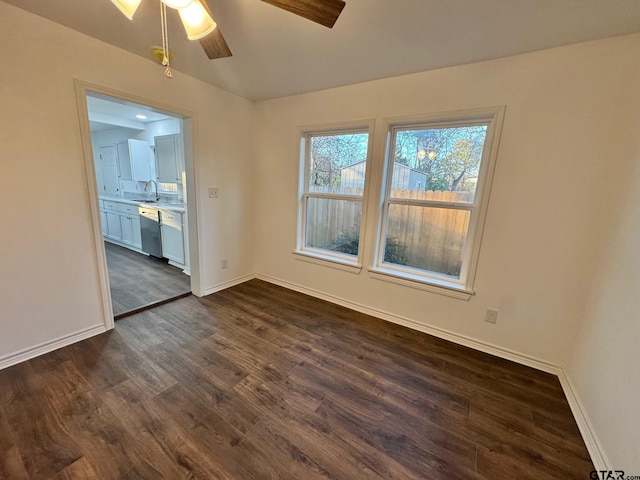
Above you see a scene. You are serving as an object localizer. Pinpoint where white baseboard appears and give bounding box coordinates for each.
[256,273,559,374]
[557,368,609,470]
[201,273,257,296]
[0,324,106,370]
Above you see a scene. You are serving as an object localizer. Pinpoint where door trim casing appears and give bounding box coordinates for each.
[73,79,203,331]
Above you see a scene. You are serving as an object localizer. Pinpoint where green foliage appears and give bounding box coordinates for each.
[326,229,407,265]
[326,231,360,255]
[382,236,408,266]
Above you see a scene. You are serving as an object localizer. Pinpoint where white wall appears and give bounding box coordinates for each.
[566,102,640,470]
[0,2,255,362]
[253,34,640,369]
[138,118,181,141]
[92,126,142,151]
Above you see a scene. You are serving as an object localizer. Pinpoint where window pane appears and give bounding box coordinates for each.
[383,204,470,278]
[305,198,362,256]
[309,132,369,195]
[390,125,487,203]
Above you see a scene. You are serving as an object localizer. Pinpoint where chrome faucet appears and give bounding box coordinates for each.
[149,180,160,201]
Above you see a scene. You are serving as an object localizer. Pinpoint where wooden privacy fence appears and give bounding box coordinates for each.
[306,188,473,277]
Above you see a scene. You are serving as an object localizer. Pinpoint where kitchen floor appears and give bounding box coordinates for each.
[104,242,191,316]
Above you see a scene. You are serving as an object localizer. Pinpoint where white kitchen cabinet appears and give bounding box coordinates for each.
[105,211,122,241]
[116,142,132,180]
[100,145,120,195]
[119,213,142,249]
[116,139,153,182]
[131,215,142,249]
[155,134,182,184]
[101,200,143,252]
[120,214,134,246]
[160,210,184,265]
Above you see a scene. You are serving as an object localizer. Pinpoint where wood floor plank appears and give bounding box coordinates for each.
[101,380,234,479]
[143,342,260,436]
[105,242,191,316]
[316,396,480,480]
[0,446,29,480]
[48,457,99,480]
[289,334,471,418]
[235,374,426,480]
[246,415,387,480]
[110,310,168,352]
[0,405,29,480]
[0,279,593,479]
[0,363,83,480]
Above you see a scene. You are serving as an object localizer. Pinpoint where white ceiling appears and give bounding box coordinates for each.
[87,94,175,131]
[4,0,640,101]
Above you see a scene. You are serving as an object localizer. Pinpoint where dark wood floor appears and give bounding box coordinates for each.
[0,280,593,479]
[105,242,191,316]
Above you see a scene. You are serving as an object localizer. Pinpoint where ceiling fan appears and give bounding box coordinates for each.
[110,0,346,61]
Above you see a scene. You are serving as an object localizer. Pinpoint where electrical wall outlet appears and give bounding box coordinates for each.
[209,187,219,198]
[221,259,228,269]
[485,309,498,324]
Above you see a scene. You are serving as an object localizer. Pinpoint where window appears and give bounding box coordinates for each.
[296,124,373,268]
[372,107,504,296]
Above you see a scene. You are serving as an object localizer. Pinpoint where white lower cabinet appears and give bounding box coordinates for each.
[101,199,184,262]
[132,215,142,249]
[120,215,134,246]
[119,214,142,249]
[160,210,184,265]
[106,211,122,241]
[101,200,143,252]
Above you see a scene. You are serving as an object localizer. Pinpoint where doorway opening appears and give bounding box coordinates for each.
[85,91,194,319]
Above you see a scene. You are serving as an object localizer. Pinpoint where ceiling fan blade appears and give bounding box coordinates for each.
[261,0,346,28]
[200,28,232,59]
[196,0,232,59]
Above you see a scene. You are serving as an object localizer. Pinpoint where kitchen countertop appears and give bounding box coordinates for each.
[99,195,186,213]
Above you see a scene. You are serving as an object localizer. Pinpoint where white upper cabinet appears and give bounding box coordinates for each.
[116,139,153,182]
[116,142,132,180]
[155,134,182,184]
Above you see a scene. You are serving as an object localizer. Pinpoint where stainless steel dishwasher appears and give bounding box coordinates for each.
[139,206,162,258]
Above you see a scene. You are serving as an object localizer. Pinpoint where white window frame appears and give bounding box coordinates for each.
[295,120,375,271]
[370,106,505,299]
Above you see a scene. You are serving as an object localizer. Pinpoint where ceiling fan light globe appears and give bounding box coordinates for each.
[161,0,194,9]
[110,0,142,20]
[178,0,217,40]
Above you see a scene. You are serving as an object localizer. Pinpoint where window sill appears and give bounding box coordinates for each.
[368,267,474,300]
[293,250,362,274]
